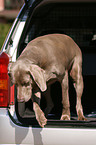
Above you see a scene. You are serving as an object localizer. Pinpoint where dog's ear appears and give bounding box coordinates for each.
[29,64,47,92]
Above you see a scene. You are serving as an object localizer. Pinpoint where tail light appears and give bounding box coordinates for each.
[0,52,14,107]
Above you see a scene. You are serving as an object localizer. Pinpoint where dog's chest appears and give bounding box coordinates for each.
[44,65,65,83]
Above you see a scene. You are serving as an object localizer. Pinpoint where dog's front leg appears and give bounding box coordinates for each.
[32,91,47,127]
[60,71,70,120]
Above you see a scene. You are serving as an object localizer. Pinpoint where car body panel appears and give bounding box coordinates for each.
[1,109,96,145]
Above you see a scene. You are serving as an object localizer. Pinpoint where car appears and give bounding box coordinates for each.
[0,0,96,144]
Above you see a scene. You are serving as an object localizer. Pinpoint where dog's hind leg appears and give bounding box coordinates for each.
[60,70,70,120]
[70,56,86,121]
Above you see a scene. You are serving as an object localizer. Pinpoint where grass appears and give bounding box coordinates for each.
[0,23,12,50]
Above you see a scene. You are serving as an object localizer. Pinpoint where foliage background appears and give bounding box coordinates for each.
[0,23,12,50]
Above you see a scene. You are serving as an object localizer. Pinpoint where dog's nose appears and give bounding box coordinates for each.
[17,96,25,102]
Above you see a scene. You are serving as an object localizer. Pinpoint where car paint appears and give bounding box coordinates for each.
[1,109,96,145]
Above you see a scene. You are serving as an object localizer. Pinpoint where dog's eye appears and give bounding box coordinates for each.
[23,82,30,87]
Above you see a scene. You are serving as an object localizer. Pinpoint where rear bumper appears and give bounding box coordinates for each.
[1,109,96,145]
[0,108,34,144]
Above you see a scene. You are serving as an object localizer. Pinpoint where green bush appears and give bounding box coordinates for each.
[0,23,12,50]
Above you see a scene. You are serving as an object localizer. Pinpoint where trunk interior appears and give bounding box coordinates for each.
[16,1,96,126]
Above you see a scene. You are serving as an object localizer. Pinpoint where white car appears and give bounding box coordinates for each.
[0,0,96,144]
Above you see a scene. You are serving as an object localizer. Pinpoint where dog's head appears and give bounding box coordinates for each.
[8,61,47,102]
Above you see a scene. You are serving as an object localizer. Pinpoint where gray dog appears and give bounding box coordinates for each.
[8,34,86,127]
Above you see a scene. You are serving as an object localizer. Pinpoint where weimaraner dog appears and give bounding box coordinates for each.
[8,34,86,127]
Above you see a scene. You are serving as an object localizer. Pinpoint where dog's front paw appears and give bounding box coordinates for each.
[33,102,47,127]
[60,115,70,120]
[38,113,47,128]
[35,109,47,127]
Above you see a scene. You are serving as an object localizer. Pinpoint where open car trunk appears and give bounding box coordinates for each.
[16,0,96,127]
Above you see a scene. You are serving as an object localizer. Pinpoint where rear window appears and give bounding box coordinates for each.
[16,2,96,127]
